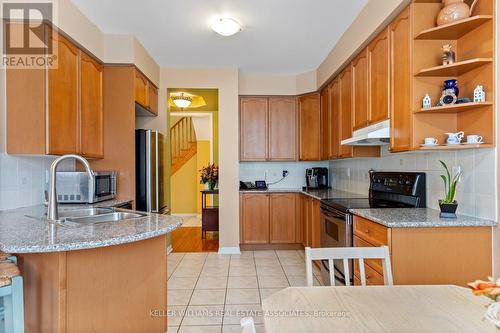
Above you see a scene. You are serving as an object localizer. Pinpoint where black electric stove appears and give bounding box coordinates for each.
[319,171,426,286]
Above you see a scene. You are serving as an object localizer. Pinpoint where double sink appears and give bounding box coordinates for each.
[47,208,146,226]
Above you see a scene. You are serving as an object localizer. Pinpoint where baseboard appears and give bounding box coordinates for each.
[166,244,173,255]
[240,243,304,251]
[218,247,241,255]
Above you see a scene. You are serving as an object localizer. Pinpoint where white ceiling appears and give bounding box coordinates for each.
[71,0,368,74]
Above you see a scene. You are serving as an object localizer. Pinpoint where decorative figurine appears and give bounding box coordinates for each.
[441,44,456,66]
[473,85,486,102]
[422,94,432,109]
[438,79,459,106]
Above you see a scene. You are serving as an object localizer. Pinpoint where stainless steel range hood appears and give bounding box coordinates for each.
[341,119,390,146]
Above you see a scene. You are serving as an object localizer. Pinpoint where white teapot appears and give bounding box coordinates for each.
[445,131,464,145]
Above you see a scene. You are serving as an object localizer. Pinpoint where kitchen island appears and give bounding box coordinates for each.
[0,205,182,333]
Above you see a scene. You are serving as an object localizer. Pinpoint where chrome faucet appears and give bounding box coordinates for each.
[47,154,94,222]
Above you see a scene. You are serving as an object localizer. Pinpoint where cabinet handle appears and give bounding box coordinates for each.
[365,229,370,234]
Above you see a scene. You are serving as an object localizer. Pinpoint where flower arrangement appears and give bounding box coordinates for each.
[468,277,500,327]
[200,163,218,190]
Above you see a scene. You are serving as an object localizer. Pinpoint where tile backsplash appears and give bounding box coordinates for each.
[239,161,329,189]
[0,153,74,210]
[329,147,497,220]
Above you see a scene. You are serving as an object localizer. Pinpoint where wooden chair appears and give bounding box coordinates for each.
[0,255,25,333]
[305,246,393,287]
[240,317,256,333]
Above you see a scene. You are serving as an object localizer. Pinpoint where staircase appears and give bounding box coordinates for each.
[171,117,197,175]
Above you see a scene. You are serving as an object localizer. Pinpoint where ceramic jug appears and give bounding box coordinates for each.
[445,131,464,144]
[437,0,479,26]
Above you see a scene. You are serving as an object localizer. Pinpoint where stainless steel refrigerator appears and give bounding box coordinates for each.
[136,129,168,213]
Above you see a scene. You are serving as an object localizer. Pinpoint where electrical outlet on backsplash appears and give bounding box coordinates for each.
[329,147,496,220]
[0,153,75,210]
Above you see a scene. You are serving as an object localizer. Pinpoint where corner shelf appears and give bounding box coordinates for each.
[415,58,493,77]
[414,102,492,114]
[416,143,494,151]
[415,15,493,40]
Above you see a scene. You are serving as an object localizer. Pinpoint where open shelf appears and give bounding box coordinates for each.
[415,102,492,114]
[415,58,492,77]
[416,143,493,151]
[415,15,493,40]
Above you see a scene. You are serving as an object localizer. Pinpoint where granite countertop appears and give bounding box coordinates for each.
[56,198,133,209]
[350,208,497,228]
[239,188,366,200]
[0,205,182,253]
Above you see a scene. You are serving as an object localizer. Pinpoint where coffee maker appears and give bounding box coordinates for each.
[305,168,329,189]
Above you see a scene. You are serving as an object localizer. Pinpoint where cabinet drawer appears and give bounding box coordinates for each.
[353,236,384,275]
[354,259,385,286]
[353,216,388,246]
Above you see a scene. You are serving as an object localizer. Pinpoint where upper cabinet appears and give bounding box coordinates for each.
[389,6,412,153]
[134,69,158,116]
[298,93,321,161]
[338,67,353,158]
[352,49,369,130]
[269,97,297,161]
[320,86,331,160]
[7,27,103,158]
[368,27,390,125]
[329,79,340,159]
[240,96,297,161]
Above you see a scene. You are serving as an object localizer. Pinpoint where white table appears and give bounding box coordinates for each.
[261,285,496,332]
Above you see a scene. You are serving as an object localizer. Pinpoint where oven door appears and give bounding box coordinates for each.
[319,205,353,285]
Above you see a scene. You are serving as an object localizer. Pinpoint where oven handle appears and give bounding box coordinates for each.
[321,208,348,220]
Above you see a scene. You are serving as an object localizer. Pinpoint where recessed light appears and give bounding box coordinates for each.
[211,17,242,36]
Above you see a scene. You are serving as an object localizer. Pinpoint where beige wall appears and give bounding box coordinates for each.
[239,70,317,95]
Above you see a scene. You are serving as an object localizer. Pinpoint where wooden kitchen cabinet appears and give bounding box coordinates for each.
[353,215,492,287]
[270,193,296,243]
[134,68,158,117]
[80,52,103,158]
[148,83,158,116]
[368,27,390,125]
[339,67,353,158]
[299,194,321,248]
[268,97,297,161]
[389,6,412,152]
[311,198,321,248]
[298,93,321,161]
[240,193,270,244]
[135,70,149,108]
[352,49,369,130]
[329,79,340,159]
[320,86,331,160]
[240,97,268,161]
[47,32,80,155]
[7,28,104,157]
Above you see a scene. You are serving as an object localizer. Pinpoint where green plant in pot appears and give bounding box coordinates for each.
[200,163,218,191]
[439,160,462,218]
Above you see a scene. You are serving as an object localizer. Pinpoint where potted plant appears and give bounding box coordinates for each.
[439,160,461,218]
[200,163,218,191]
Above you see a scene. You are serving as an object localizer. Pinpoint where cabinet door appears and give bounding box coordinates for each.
[269,193,296,243]
[135,70,148,108]
[148,84,158,115]
[240,97,268,161]
[339,67,353,158]
[352,49,369,130]
[80,52,103,158]
[298,93,321,161]
[311,199,321,248]
[268,97,297,161]
[300,195,309,247]
[389,6,412,152]
[240,193,269,244]
[320,87,331,160]
[329,79,340,159]
[47,32,79,155]
[368,27,390,125]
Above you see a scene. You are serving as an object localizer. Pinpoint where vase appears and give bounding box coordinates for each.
[207,180,216,191]
[443,79,459,96]
[436,0,479,26]
[439,200,458,218]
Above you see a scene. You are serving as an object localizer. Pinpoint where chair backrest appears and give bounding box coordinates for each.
[305,246,393,287]
[240,317,256,333]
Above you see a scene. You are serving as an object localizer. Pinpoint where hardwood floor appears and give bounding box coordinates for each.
[172,227,219,252]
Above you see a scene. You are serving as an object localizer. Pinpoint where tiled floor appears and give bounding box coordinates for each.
[167,250,323,333]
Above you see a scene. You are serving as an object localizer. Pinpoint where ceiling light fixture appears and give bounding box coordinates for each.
[211,17,242,36]
[172,93,192,109]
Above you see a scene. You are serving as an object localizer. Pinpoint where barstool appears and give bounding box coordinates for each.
[0,252,24,333]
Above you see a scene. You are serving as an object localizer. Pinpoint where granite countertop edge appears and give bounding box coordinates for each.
[350,208,497,228]
[239,188,364,200]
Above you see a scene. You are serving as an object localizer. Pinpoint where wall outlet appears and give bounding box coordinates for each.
[347,168,350,177]
[282,170,289,178]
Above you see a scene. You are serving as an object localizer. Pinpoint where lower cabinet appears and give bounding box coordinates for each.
[270,193,296,243]
[240,193,270,244]
[352,215,493,286]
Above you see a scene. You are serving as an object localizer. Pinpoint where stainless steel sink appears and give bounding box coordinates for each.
[64,211,146,225]
[56,208,115,219]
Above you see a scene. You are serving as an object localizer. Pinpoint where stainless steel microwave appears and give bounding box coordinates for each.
[55,171,117,203]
